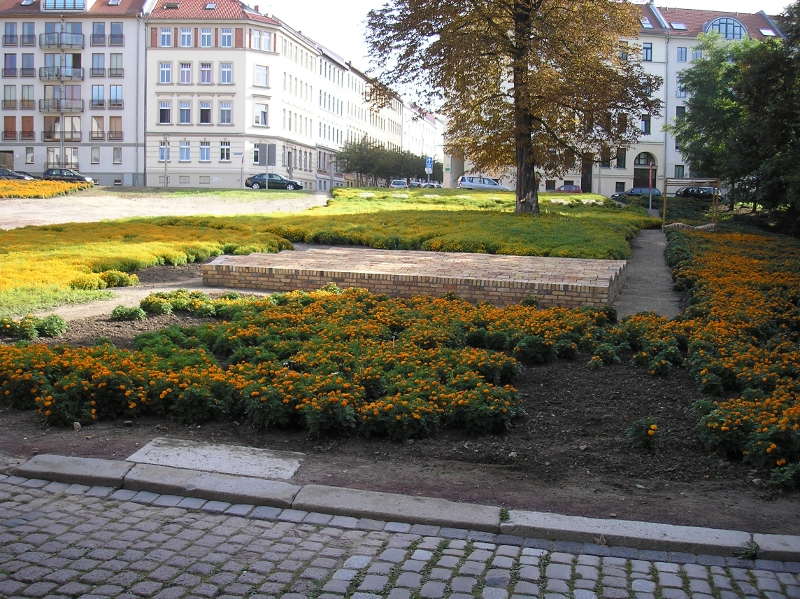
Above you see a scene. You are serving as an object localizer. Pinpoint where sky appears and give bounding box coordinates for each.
[252,0,793,73]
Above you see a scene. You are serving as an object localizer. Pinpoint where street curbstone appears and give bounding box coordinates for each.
[15,454,133,488]
[754,535,800,562]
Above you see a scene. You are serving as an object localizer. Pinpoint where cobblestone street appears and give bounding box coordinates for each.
[1,476,799,599]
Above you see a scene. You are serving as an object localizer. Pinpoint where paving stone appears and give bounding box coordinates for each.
[546,563,572,580]
[574,591,597,599]
[344,555,371,569]
[402,559,426,572]
[601,587,629,599]
[384,522,411,533]
[548,579,570,593]
[379,548,407,563]
[322,579,350,594]
[387,589,412,599]
[518,565,540,581]
[396,572,422,588]
[513,581,540,595]
[358,574,388,592]
[632,579,656,593]
[420,581,447,598]
[483,588,509,599]
[659,573,684,587]
[660,588,689,599]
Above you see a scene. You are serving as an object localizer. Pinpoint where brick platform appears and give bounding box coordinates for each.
[202,248,627,307]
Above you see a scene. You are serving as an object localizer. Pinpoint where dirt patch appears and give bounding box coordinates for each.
[2,265,797,535]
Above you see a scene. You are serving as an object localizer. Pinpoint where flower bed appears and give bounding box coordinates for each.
[0,180,91,199]
[0,287,616,440]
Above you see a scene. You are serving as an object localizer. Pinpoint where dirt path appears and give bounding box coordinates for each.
[0,188,329,229]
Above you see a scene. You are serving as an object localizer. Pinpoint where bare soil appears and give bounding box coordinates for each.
[1,263,798,535]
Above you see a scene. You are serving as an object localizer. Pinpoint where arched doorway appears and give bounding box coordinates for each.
[633,152,657,189]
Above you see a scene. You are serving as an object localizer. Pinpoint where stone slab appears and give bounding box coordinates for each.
[292,484,500,533]
[15,454,134,487]
[126,437,304,480]
[501,510,751,556]
[753,534,800,562]
[123,463,301,508]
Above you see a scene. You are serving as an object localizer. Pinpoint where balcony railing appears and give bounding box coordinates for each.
[45,160,79,170]
[19,130,34,141]
[39,98,84,112]
[91,68,105,78]
[90,34,106,46]
[2,68,17,78]
[39,32,85,49]
[90,99,105,109]
[3,34,18,46]
[41,131,82,142]
[20,35,35,47]
[20,67,35,77]
[107,131,123,141]
[108,99,124,109]
[109,35,124,46]
[91,130,105,140]
[108,68,124,78]
[2,99,16,110]
[20,99,35,109]
[2,131,16,141]
[39,66,84,81]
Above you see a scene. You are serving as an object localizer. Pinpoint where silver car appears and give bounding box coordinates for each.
[457,176,511,191]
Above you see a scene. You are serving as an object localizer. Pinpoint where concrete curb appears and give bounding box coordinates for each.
[10,454,800,561]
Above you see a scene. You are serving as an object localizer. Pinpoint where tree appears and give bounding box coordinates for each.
[366,0,661,213]
[336,138,445,184]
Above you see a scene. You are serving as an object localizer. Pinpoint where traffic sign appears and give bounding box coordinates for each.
[425,156,433,169]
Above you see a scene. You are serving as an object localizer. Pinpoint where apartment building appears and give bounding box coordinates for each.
[0,0,146,184]
[315,45,346,190]
[542,2,783,195]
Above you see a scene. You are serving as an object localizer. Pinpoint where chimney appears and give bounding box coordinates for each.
[254,4,259,12]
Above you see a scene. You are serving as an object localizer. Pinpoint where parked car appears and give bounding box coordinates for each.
[12,171,36,180]
[0,168,35,180]
[245,173,303,190]
[42,168,93,183]
[457,176,511,191]
[610,187,662,200]
[408,181,423,188]
[674,186,722,199]
[424,182,442,188]
[389,179,408,189]
[555,184,581,193]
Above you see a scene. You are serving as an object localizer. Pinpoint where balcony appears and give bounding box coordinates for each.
[41,131,82,142]
[91,68,106,78]
[109,35,124,47]
[108,68,124,78]
[107,131,123,141]
[20,67,35,77]
[2,68,17,78]
[39,32,85,49]
[2,131,16,141]
[20,99,35,109]
[90,99,105,109]
[20,35,35,47]
[19,130,35,141]
[108,99,124,109]
[39,98,84,112]
[90,34,106,46]
[91,130,105,140]
[39,66,84,81]
[3,34,18,46]
[2,99,16,110]
[45,160,79,170]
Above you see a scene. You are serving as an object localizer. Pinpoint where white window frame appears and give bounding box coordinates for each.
[179,140,190,162]
[159,101,171,124]
[180,28,192,47]
[113,147,122,164]
[254,65,268,87]
[200,63,212,84]
[220,141,231,161]
[677,47,687,62]
[199,101,211,124]
[160,28,172,47]
[159,62,171,84]
[220,28,232,47]
[254,103,267,126]
[180,62,191,84]
[200,28,212,47]
[179,101,191,124]
[199,141,210,162]
[219,101,231,124]
[159,140,170,162]
[220,63,232,84]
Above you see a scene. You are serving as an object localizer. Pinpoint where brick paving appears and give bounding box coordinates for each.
[202,248,627,308]
[2,475,799,599]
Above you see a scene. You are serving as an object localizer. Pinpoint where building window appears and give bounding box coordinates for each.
[180,28,192,47]
[109,85,122,107]
[159,62,171,84]
[110,22,123,46]
[20,53,33,77]
[113,147,122,164]
[91,53,104,77]
[253,144,259,164]
[179,140,190,161]
[220,141,230,161]
[255,103,267,126]
[219,101,231,124]
[254,65,268,87]
[616,148,626,169]
[91,147,100,164]
[199,101,211,124]
[109,53,123,77]
[160,28,172,47]
[25,146,33,163]
[642,43,652,62]
[220,63,232,84]
[180,63,191,84]
[261,31,271,51]
[545,179,555,191]
[619,42,628,61]
[676,105,686,121]
[109,116,121,140]
[179,101,191,124]
[692,48,703,60]
[91,85,104,108]
[640,114,651,135]
[220,29,232,47]
[708,17,745,40]
[159,140,170,161]
[675,164,685,178]
[252,30,260,49]
[199,141,210,161]
[615,182,626,193]
[677,47,687,62]
[600,147,611,168]
[200,63,211,84]
[676,84,686,98]
[159,101,171,124]
[200,28,212,47]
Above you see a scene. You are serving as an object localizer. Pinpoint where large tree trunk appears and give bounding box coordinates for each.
[513,0,539,214]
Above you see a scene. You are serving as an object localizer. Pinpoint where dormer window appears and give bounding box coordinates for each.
[707,17,746,40]
[43,0,85,8]
[640,17,654,29]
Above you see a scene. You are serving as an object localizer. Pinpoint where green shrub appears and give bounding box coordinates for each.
[36,314,68,337]
[140,296,173,315]
[513,335,555,364]
[99,270,139,288]
[110,306,147,321]
[70,273,107,290]
[627,416,658,450]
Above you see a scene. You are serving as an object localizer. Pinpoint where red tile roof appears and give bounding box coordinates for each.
[657,7,778,40]
[147,0,278,23]
[0,0,147,16]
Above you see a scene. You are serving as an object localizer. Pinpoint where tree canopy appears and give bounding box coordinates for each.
[366,0,661,212]
[336,138,444,185]
[667,2,800,230]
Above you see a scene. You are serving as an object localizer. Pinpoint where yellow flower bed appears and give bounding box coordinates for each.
[0,180,91,198]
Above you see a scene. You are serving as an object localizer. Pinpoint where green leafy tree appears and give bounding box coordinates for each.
[366,0,661,213]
